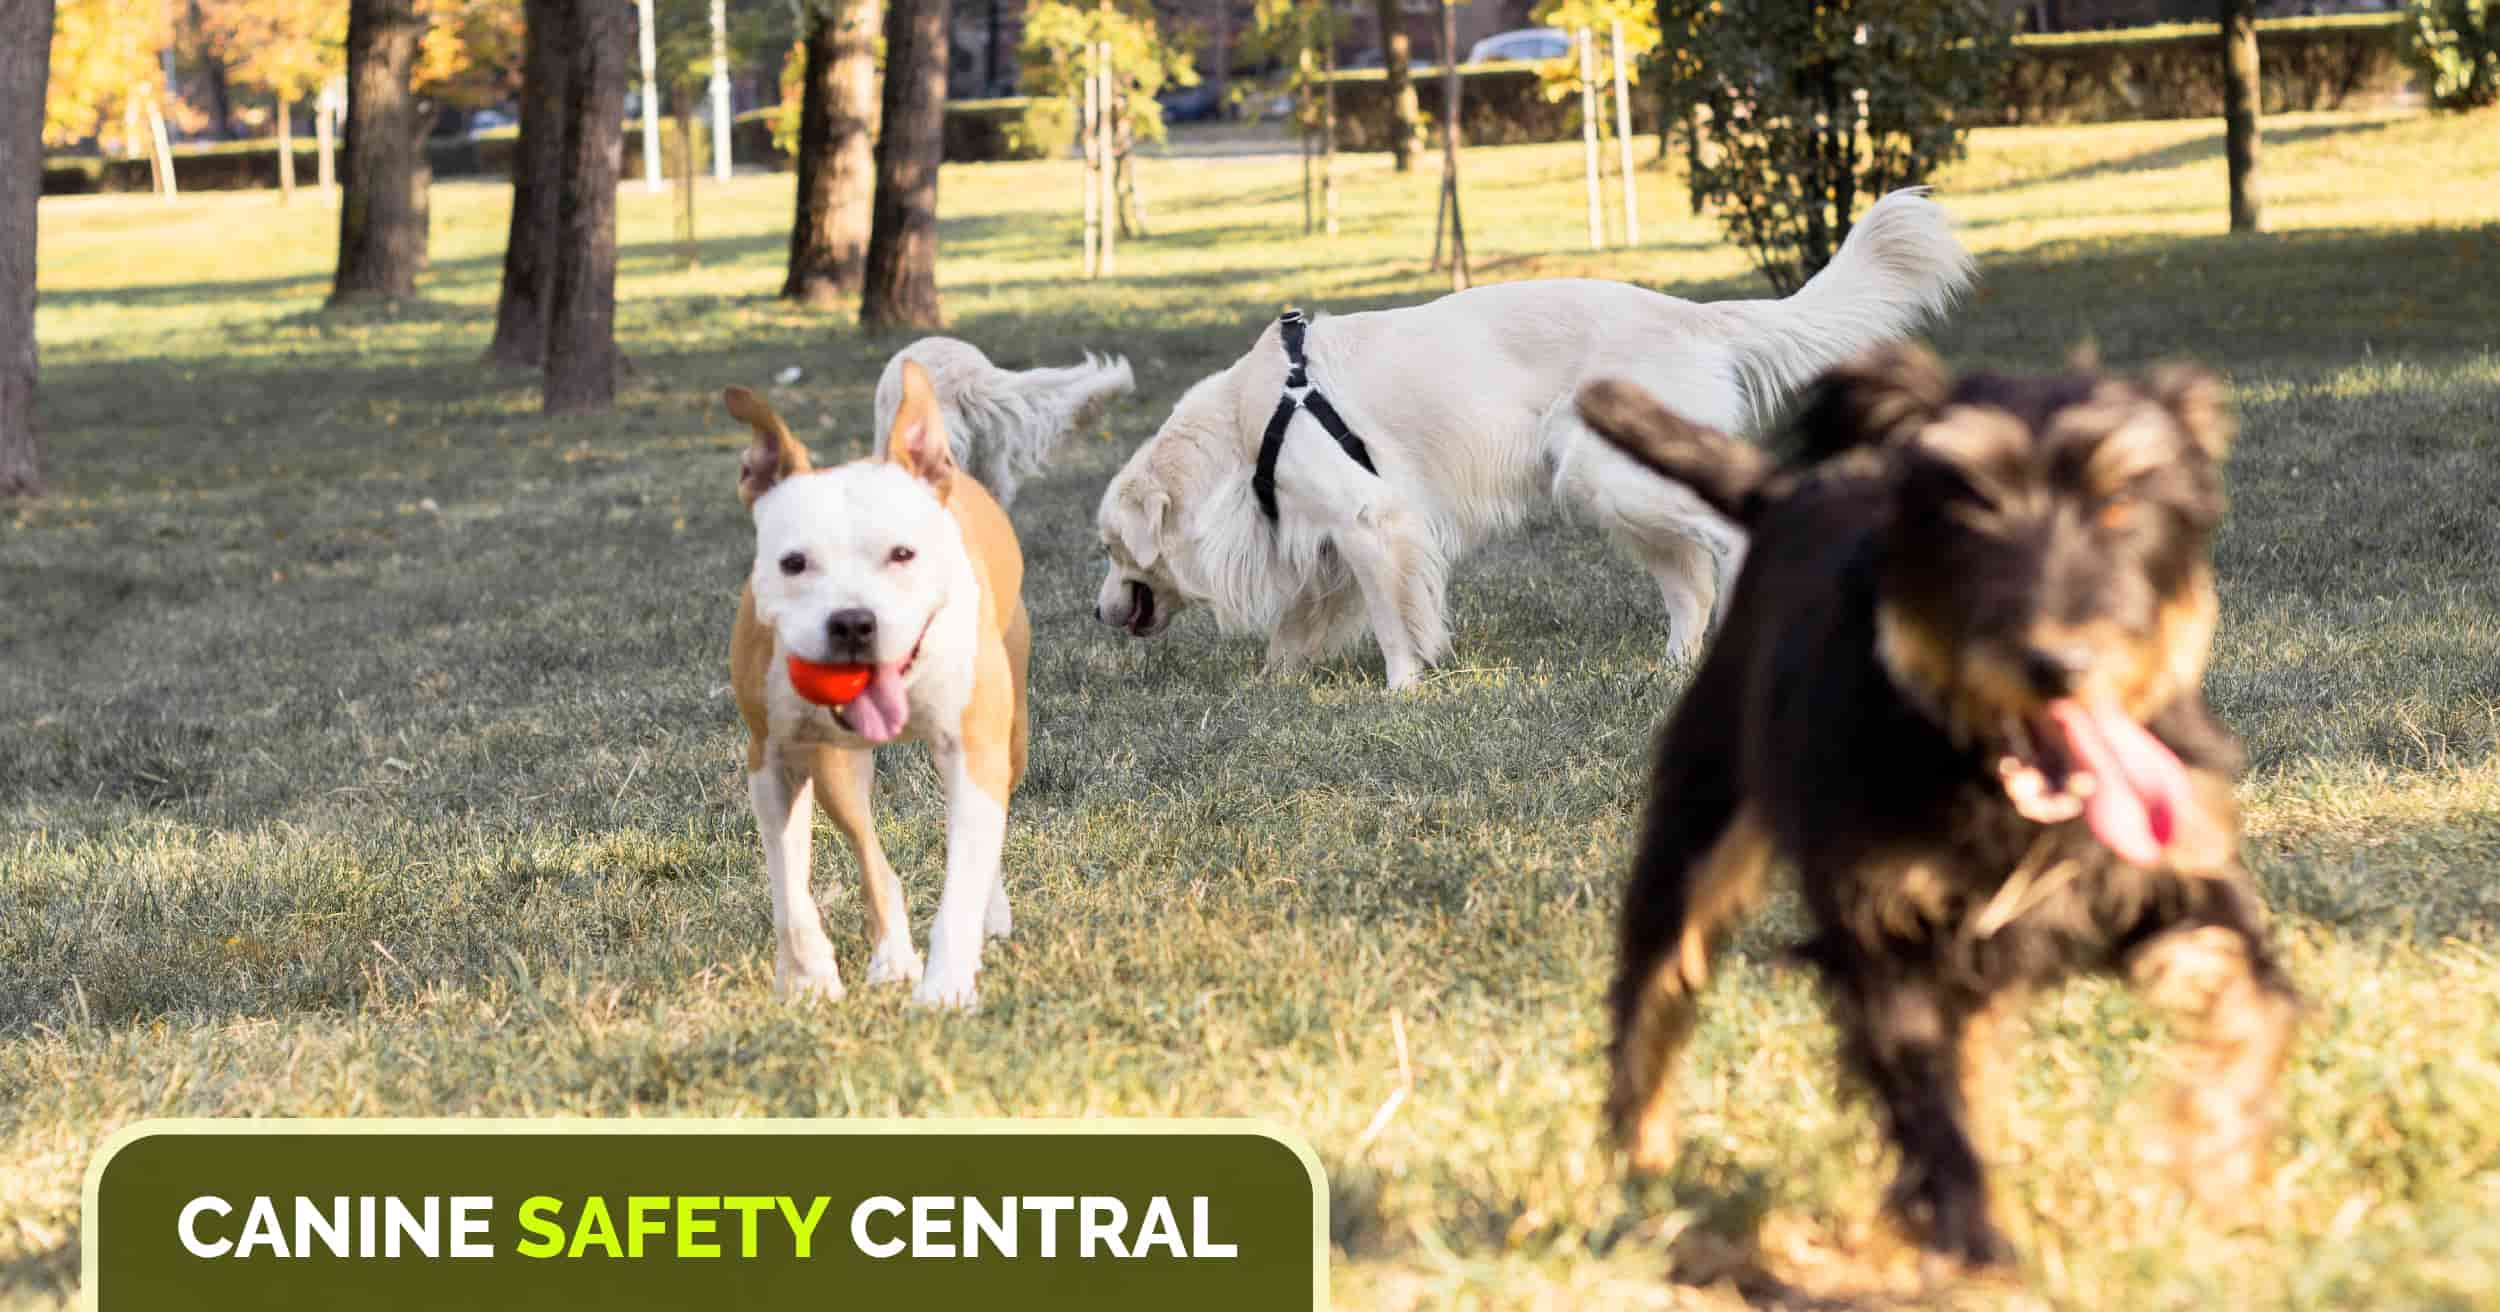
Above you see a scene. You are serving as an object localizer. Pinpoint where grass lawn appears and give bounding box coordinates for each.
[6,109,2500,1309]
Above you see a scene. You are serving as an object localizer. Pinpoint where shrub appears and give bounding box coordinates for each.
[1674,0,2011,295]
[2402,0,2500,109]
[1006,97,1079,160]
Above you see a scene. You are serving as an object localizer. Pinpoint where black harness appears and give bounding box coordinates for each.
[1252,309,1377,523]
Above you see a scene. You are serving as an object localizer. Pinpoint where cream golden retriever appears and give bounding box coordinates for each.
[1092,189,1974,688]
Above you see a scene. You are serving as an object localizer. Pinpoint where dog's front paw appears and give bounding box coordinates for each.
[866,938,924,987]
[911,958,980,1011]
[775,958,846,1003]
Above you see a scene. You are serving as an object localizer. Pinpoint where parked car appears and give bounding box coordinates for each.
[1156,82,1225,123]
[1466,27,1570,64]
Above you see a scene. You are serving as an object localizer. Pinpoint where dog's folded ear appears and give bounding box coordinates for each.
[1575,379,1767,526]
[2141,363,2234,463]
[1794,342,1953,463]
[727,386,813,507]
[884,360,958,500]
[1114,487,1168,570]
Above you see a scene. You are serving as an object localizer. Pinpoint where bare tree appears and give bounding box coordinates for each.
[1,0,52,498]
[784,0,882,307]
[860,0,951,330]
[1371,0,1419,171]
[2222,0,2261,232]
[331,0,429,303]
[544,0,629,413]
[486,0,574,365]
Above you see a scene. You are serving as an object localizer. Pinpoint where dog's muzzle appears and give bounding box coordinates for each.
[1097,579,1165,637]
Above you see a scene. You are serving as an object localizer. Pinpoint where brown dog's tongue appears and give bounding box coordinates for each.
[2044,699,2190,868]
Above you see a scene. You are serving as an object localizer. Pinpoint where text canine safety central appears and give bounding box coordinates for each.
[175,1194,1245,1261]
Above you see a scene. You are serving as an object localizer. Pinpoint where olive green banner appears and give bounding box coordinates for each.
[84,1119,1324,1310]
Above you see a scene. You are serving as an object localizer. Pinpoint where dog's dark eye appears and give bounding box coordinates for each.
[778,552,807,576]
[888,545,916,565]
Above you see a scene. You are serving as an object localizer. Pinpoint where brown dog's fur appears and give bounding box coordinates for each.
[1578,346,2297,1269]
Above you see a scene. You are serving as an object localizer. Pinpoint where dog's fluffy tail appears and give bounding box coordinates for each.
[1576,379,1772,529]
[874,341,1135,488]
[967,351,1136,482]
[1716,188,1974,428]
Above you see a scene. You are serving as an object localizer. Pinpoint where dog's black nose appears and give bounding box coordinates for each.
[2019,644,2093,697]
[827,608,878,653]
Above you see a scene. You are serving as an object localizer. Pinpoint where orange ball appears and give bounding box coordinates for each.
[786,654,873,706]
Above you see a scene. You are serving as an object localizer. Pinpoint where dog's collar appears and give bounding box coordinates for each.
[1253,308,1379,524]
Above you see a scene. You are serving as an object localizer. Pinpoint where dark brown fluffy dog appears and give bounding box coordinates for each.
[1576,346,2297,1269]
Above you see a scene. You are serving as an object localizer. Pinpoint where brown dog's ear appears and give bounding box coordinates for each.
[883,360,956,501]
[1575,379,1766,526]
[2142,363,2233,462]
[1794,342,1952,463]
[727,386,812,507]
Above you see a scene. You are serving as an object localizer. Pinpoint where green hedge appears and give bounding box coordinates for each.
[44,100,1062,196]
[1992,12,2410,123]
[1311,13,2409,151]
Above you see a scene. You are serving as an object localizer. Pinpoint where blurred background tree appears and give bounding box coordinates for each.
[45,0,173,148]
[2402,0,2500,110]
[1024,0,1197,235]
[1672,0,2008,293]
[196,0,343,199]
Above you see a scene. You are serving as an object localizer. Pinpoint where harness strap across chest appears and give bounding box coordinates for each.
[1252,309,1377,523]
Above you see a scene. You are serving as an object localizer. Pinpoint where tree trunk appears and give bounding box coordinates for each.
[1373,0,1416,171]
[1,0,53,499]
[859,0,951,330]
[543,0,629,415]
[277,97,296,201]
[486,0,573,367]
[783,0,882,308]
[673,83,699,267]
[331,0,429,304]
[984,0,1003,92]
[2222,0,2261,233]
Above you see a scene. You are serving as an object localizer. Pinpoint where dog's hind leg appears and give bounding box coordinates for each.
[810,747,921,987]
[1553,420,1744,662]
[755,745,844,1000]
[1263,578,1365,676]
[1333,503,1451,690]
[2123,874,2298,1206]
[1610,792,1768,1173]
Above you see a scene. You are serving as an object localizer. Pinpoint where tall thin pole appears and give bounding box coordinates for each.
[1082,41,1099,276]
[709,0,733,181]
[1578,26,1602,250]
[1610,19,1639,246]
[316,78,338,202]
[1434,0,1467,290]
[1097,37,1116,274]
[1297,43,1314,233]
[1321,32,1338,237]
[637,0,663,192]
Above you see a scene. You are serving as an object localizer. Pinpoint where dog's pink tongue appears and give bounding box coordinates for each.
[844,663,912,745]
[2045,699,2191,869]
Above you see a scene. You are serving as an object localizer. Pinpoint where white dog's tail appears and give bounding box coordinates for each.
[874,341,1136,496]
[1715,188,1975,427]
[959,352,1137,483]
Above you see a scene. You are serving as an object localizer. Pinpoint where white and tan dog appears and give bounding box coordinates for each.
[727,365,1029,1010]
[873,337,1134,507]
[1093,189,1974,688]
